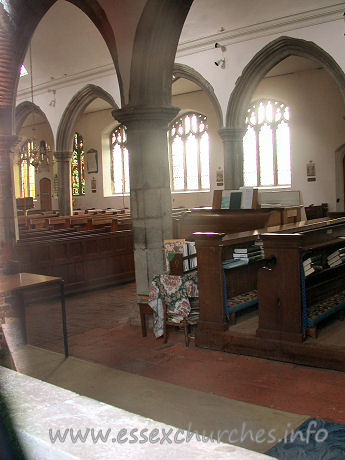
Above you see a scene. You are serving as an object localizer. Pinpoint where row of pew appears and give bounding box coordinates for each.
[12,226,135,294]
[18,211,132,235]
[13,211,134,294]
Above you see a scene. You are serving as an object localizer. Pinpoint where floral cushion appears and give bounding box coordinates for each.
[307,290,345,326]
[227,289,258,314]
[148,271,198,337]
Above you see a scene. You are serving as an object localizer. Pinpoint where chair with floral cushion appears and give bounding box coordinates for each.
[163,298,199,347]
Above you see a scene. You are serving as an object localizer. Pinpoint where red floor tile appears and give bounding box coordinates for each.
[24,283,345,425]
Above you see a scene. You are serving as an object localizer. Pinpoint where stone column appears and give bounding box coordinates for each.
[54,151,73,216]
[0,134,18,273]
[0,135,19,354]
[218,127,246,190]
[112,105,179,295]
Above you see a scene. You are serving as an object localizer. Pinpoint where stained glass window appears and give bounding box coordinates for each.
[71,132,85,196]
[243,99,291,187]
[19,139,36,197]
[110,125,129,194]
[169,112,210,192]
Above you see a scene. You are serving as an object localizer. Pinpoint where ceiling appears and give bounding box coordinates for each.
[179,0,337,43]
[17,0,333,110]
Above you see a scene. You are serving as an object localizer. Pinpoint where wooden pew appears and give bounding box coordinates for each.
[174,208,281,239]
[19,228,77,240]
[17,227,111,244]
[19,213,122,233]
[47,217,69,229]
[257,217,345,342]
[12,229,135,294]
[69,217,89,230]
[194,229,265,345]
[116,217,132,230]
[89,217,118,231]
[194,217,345,372]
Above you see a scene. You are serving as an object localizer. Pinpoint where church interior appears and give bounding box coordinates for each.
[1,0,345,458]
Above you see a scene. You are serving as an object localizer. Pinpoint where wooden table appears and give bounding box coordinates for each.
[0,273,68,358]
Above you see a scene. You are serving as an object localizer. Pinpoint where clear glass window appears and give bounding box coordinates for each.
[169,112,210,192]
[243,99,291,187]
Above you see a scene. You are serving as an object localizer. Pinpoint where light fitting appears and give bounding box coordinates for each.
[214,58,225,69]
[215,42,226,52]
[20,42,50,170]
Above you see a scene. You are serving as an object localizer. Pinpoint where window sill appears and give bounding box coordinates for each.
[252,185,291,190]
[108,193,130,198]
[172,190,210,194]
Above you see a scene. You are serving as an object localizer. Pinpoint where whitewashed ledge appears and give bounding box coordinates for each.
[0,366,271,460]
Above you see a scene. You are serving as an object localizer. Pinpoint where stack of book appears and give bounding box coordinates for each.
[255,239,265,258]
[222,258,248,269]
[232,245,262,263]
[303,255,323,276]
[327,248,345,268]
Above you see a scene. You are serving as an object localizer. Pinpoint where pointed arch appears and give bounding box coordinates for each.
[226,36,345,128]
[3,0,121,134]
[129,0,193,107]
[56,84,118,152]
[15,101,51,135]
[173,63,223,128]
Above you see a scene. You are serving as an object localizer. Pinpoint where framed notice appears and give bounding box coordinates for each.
[306,161,316,182]
[87,149,98,173]
[216,168,224,186]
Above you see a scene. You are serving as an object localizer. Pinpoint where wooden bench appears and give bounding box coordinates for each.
[11,229,135,294]
[258,217,345,341]
[174,208,282,239]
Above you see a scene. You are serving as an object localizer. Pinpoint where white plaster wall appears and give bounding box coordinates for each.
[175,18,345,124]
[254,68,345,211]
[14,14,344,212]
[71,89,223,210]
[16,72,122,146]
[73,108,130,210]
[58,68,345,212]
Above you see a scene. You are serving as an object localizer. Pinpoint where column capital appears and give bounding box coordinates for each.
[54,151,73,162]
[112,105,179,128]
[218,127,246,143]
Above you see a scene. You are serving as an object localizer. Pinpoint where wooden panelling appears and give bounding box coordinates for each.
[12,230,135,294]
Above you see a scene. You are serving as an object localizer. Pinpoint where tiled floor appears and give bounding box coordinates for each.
[22,282,345,425]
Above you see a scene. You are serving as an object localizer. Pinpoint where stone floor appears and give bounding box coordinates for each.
[2,284,345,460]
[19,282,345,425]
[1,366,271,459]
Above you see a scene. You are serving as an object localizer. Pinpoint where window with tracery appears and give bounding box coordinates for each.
[19,139,36,197]
[243,99,291,187]
[110,125,129,194]
[168,112,210,192]
[71,132,85,196]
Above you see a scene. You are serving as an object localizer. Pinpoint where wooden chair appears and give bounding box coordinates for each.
[137,294,153,337]
[163,300,199,347]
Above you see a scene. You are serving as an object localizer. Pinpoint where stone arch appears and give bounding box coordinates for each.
[129,0,194,107]
[226,35,345,129]
[56,84,118,152]
[15,101,51,136]
[173,63,223,128]
[0,0,121,136]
